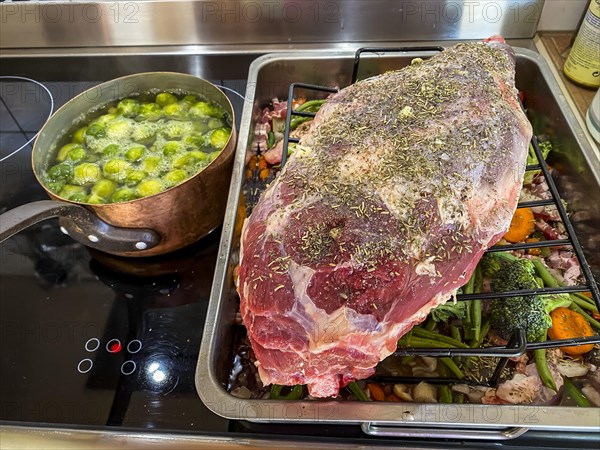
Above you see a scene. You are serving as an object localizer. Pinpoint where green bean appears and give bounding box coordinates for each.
[424,318,437,332]
[450,325,462,343]
[438,385,453,403]
[470,266,483,341]
[290,116,313,131]
[270,384,303,400]
[563,377,592,407]
[440,357,465,379]
[571,294,598,313]
[462,272,476,340]
[267,131,275,149]
[569,303,600,330]
[532,258,559,287]
[534,334,556,391]
[469,320,491,349]
[346,381,369,401]
[412,327,469,348]
[295,99,326,112]
[397,336,461,349]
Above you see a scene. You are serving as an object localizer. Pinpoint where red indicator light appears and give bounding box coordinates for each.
[109,342,122,353]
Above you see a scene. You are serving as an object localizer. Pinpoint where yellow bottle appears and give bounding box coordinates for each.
[564,0,600,88]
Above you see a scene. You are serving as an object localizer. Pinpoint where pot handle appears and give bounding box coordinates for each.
[0,200,161,254]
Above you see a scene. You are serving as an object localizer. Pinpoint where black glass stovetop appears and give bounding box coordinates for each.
[0,78,232,432]
[1,73,598,450]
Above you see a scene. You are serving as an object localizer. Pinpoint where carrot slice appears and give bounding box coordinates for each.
[504,207,535,243]
[367,383,386,401]
[526,237,542,255]
[548,307,595,355]
[387,393,401,402]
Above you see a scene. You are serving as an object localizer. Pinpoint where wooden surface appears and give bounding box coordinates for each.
[539,32,597,119]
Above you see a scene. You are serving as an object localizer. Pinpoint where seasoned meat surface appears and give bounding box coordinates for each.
[238,40,533,397]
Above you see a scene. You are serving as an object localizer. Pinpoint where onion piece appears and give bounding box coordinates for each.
[556,360,590,378]
[413,381,438,403]
[581,385,600,407]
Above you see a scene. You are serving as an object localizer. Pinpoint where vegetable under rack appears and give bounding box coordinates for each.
[276,46,600,387]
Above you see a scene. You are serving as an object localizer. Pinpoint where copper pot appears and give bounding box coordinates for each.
[0,72,236,257]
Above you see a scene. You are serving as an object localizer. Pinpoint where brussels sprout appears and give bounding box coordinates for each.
[209,128,231,149]
[207,118,225,130]
[162,141,185,156]
[59,184,86,201]
[125,145,146,162]
[46,180,65,194]
[156,92,178,107]
[106,120,132,140]
[95,114,116,125]
[189,101,224,119]
[85,122,106,138]
[69,193,89,203]
[47,163,73,182]
[179,95,197,110]
[181,94,197,104]
[73,127,87,144]
[117,98,139,117]
[125,170,148,186]
[131,123,156,145]
[86,193,105,204]
[103,159,133,183]
[56,143,80,162]
[163,169,188,187]
[140,155,163,176]
[65,145,88,162]
[102,144,121,157]
[208,150,221,163]
[182,133,209,149]
[71,163,102,185]
[163,103,187,120]
[161,120,193,140]
[173,151,208,170]
[136,103,162,122]
[111,187,138,203]
[108,107,117,115]
[91,178,117,198]
[136,178,164,197]
[192,121,209,134]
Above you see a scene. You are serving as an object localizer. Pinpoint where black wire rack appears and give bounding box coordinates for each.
[274,46,600,387]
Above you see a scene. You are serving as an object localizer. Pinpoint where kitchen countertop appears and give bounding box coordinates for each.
[536,32,599,155]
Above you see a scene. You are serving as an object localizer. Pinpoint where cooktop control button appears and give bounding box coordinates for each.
[127,340,142,354]
[85,338,100,352]
[77,359,93,374]
[121,360,137,375]
[106,339,122,353]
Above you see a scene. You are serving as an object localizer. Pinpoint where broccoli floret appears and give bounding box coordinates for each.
[488,252,571,341]
[523,141,552,185]
[429,298,468,323]
[480,253,502,278]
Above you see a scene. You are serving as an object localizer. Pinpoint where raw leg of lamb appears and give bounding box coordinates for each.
[238,39,533,398]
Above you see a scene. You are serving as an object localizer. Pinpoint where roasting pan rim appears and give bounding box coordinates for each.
[196,46,600,428]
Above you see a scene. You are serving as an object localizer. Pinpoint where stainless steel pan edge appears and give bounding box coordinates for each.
[196,48,600,432]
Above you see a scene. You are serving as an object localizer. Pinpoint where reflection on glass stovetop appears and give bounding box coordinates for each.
[0,78,247,432]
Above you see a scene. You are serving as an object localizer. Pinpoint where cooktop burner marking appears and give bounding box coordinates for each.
[77,359,93,374]
[127,340,142,354]
[106,339,122,353]
[121,360,136,375]
[85,338,100,352]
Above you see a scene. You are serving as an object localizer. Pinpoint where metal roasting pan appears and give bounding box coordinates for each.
[196,47,600,437]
